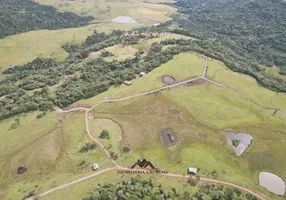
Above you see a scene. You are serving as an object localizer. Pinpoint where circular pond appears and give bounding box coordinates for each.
[162,75,175,84]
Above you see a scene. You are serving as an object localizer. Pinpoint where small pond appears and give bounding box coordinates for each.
[226,133,253,156]
[111,16,136,24]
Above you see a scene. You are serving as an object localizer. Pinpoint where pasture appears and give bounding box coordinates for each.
[0,23,136,75]
[83,55,286,199]
[35,0,176,24]
[0,112,112,200]
[75,52,204,106]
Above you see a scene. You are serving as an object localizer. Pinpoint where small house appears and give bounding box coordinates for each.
[124,80,132,86]
[139,72,146,77]
[188,167,198,175]
[92,163,99,171]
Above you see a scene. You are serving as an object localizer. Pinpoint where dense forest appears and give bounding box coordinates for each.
[83,178,257,200]
[0,0,92,38]
[171,0,286,75]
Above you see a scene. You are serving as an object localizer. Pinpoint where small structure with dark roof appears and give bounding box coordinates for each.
[131,158,155,169]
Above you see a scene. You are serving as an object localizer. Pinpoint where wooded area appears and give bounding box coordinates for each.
[1,26,286,120]
[172,0,286,75]
[83,178,257,200]
[0,0,92,38]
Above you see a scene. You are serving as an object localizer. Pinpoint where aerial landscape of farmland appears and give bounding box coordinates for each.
[0,0,286,199]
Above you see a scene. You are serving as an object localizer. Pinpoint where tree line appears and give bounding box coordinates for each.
[83,177,257,200]
[0,0,93,38]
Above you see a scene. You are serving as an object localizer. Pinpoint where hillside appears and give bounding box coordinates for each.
[0,0,92,38]
[168,0,286,91]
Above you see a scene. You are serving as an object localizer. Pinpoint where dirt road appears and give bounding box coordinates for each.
[36,167,268,200]
[45,56,269,200]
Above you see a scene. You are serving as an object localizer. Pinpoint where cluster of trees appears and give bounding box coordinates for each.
[83,178,256,200]
[0,29,175,120]
[99,130,110,139]
[170,0,286,76]
[0,0,93,38]
[79,143,97,153]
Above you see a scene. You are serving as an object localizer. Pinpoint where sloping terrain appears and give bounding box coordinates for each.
[0,0,92,39]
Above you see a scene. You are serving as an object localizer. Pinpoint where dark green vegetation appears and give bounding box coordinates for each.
[99,130,110,139]
[167,0,286,91]
[79,143,97,153]
[232,139,241,148]
[0,0,92,38]
[83,178,257,200]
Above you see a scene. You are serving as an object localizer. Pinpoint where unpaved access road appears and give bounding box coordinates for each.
[37,167,267,200]
[43,56,269,200]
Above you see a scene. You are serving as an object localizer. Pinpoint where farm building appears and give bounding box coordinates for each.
[124,80,132,86]
[92,163,99,171]
[188,167,198,175]
[139,72,146,77]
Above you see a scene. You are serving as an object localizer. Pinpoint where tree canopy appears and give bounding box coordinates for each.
[0,0,92,38]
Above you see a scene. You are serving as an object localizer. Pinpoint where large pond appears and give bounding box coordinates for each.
[259,172,285,195]
[111,16,136,24]
[226,133,253,156]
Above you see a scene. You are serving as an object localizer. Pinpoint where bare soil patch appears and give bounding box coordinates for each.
[185,78,206,87]
[122,146,131,153]
[161,128,179,146]
[162,75,175,84]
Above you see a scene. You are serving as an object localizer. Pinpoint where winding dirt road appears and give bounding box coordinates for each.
[37,56,269,200]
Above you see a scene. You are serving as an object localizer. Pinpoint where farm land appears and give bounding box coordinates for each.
[0,0,286,199]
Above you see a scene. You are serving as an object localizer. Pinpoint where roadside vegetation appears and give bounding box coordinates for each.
[83,177,256,200]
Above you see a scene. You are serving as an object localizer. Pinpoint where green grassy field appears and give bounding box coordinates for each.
[76,52,204,106]
[35,0,176,24]
[0,112,112,200]
[0,0,176,77]
[78,54,286,199]
[89,118,122,154]
[0,23,136,76]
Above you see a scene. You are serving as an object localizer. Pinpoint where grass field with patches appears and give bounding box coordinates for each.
[40,171,198,200]
[0,23,136,75]
[0,112,112,200]
[89,118,122,154]
[88,44,139,61]
[75,52,204,106]
[35,0,176,24]
[91,90,286,199]
[81,54,286,199]
[207,59,286,110]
